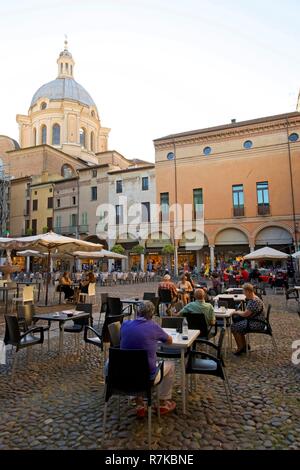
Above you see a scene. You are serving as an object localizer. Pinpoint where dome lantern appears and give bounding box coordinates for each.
[57,36,75,79]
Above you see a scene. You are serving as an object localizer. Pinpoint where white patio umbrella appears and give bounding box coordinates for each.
[292,251,300,259]
[73,249,127,260]
[0,232,103,305]
[16,250,47,257]
[244,246,289,260]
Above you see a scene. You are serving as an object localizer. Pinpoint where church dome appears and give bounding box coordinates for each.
[30,77,96,108]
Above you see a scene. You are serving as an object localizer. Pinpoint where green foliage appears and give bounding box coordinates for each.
[132,244,145,254]
[25,228,33,236]
[162,243,175,255]
[111,244,126,255]
[42,226,48,234]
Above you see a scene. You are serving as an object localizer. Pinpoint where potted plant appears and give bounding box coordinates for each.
[111,244,125,255]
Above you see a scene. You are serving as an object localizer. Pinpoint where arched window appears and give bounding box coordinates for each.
[65,63,68,72]
[90,131,95,152]
[41,125,47,144]
[91,110,95,118]
[80,128,86,148]
[61,164,75,179]
[71,65,73,75]
[40,102,47,110]
[61,63,63,73]
[52,123,60,145]
[33,128,36,146]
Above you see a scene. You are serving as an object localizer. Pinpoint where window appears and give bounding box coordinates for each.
[57,199,61,208]
[91,110,95,117]
[33,128,36,146]
[142,202,151,222]
[288,133,299,142]
[32,199,38,211]
[61,164,74,178]
[91,186,97,201]
[40,102,47,110]
[52,123,60,145]
[81,212,88,226]
[203,146,212,155]
[167,152,175,161]
[47,217,53,230]
[193,188,203,219]
[116,205,124,225]
[70,214,77,229]
[116,180,123,193]
[257,181,270,215]
[70,65,73,75]
[49,188,52,193]
[41,125,47,144]
[160,192,169,221]
[232,185,244,216]
[34,191,37,195]
[72,196,76,205]
[61,63,63,73]
[47,197,53,209]
[243,140,253,149]
[32,219,37,235]
[90,131,95,152]
[56,215,62,233]
[26,199,30,215]
[142,177,149,191]
[92,169,97,178]
[65,63,69,72]
[80,128,86,148]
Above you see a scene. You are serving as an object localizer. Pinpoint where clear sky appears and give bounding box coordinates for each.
[0,0,299,162]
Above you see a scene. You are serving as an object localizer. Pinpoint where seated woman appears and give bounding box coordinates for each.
[177,274,193,305]
[80,271,96,294]
[231,283,265,355]
[59,271,74,302]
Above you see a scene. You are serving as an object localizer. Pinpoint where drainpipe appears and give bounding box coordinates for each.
[285,119,298,252]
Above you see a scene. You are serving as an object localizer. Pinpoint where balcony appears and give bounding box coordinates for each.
[257,204,270,216]
[233,206,245,217]
[79,224,89,234]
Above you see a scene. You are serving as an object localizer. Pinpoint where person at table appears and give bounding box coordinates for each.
[80,271,96,294]
[120,301,176,417]
[177,274,193,305]
[177,288,216,328]
[59,271,74,302]
[231,283,265,356]
[158,274,178,302]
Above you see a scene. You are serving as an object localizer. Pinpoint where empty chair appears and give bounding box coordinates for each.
[4,315,44,378]
[17,304,51,351]
[11,285,34,313]
[107,297,132,317]
[186,328,232,411]
[103,348,163,449]
[285,288,299,307]
[185,312,218,340]
[79,282,96,304]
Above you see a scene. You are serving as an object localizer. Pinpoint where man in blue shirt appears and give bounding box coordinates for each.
[121,301,176,417]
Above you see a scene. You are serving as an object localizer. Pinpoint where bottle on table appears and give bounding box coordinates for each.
[214,298,219,310]
[182,317,188,339]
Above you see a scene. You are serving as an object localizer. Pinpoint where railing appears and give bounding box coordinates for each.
[53,225,89,235]
[233,206,245,217]
[257,204,270,216]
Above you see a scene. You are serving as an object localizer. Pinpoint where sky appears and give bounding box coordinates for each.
[0,0,300,162]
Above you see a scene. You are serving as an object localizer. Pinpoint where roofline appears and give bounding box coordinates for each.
[10,176,31,184]
[78,163,110,172]
[107,165,155,175]
[153,111,300,142]
[7,144,90,166]
[95,149,130,161]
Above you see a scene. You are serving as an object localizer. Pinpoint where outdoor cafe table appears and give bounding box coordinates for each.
[214,293,246,309]
[33,310,89,361]
[161,328,200,414]
[214,308,236,356]
[0,285,18,314]
[225,288,244,294]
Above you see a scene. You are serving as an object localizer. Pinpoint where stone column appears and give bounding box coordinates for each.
[196,250,201,269]
[249,245,255,269]
[26,256,30,273]
[209,245,215,272]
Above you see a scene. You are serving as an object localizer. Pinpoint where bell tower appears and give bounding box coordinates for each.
[57,36,75,79]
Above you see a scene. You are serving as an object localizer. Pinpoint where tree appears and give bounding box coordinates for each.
[162,244,175,272]
[111,244,125,255]
[42,226,48,234]
[132,244,145,255]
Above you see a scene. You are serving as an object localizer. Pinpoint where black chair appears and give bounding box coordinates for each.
[103,347,164,449]
[186,328,232,411]
[218,297,236,309]
[245,305,277,354]
[107,297,132,317]
[285,288,299,307]
[17,304,51,351]
[4,315,44,377]
[143,292,156,300]
[84,314,125,361]
[158,289,173,316]
[185,312,218,340]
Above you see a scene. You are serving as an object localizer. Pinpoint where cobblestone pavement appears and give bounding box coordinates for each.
[0,283,299,450]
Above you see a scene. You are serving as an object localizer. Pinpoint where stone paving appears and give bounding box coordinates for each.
[0,282,299,450]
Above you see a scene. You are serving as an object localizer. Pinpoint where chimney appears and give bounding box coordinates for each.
[231,119,236,124]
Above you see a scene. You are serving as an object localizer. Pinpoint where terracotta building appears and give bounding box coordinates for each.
[154,112,300,272]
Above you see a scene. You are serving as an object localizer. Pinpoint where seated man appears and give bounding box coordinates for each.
[177,288,216,327]
[120,301,176,417]
[158,274,178,314]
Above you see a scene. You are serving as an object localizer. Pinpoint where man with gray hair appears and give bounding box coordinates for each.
[178,288,216,327]
[121,301,176,417]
